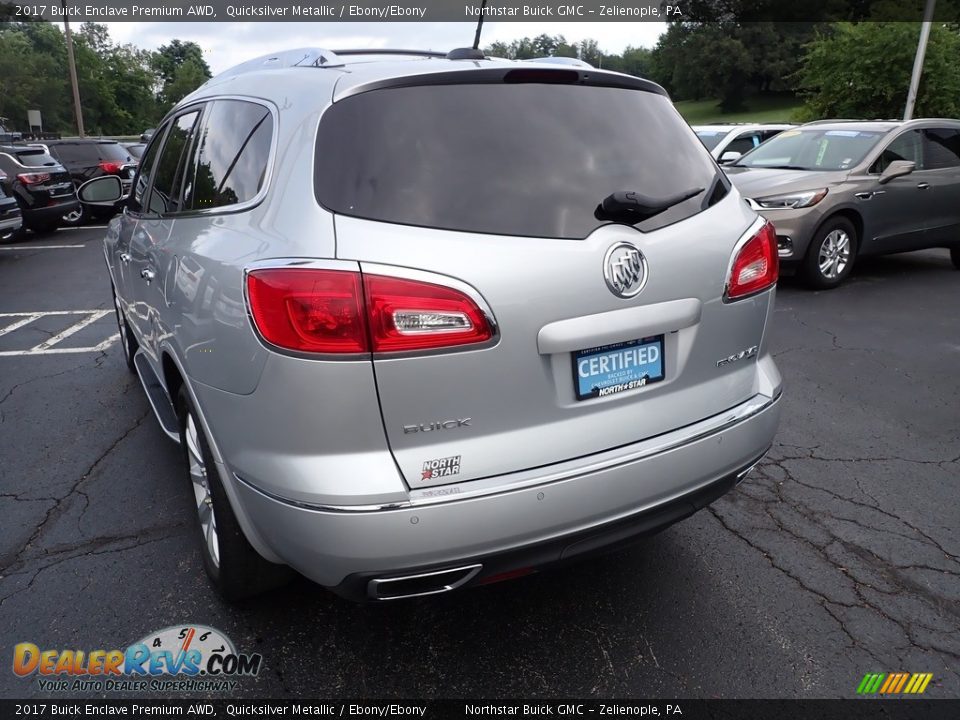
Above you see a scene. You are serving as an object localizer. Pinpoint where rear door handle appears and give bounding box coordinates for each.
[917,182,931,190]
[140,268,155,282]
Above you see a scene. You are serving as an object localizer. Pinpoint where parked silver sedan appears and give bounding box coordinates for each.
[82,48,782,601]
[726,119,960,287]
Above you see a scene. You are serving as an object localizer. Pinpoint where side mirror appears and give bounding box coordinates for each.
[719,150,742,165]
[77,175,123,205]
[878,160,915,184]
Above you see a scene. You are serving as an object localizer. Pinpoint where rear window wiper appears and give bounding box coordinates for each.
[596,187,704,224]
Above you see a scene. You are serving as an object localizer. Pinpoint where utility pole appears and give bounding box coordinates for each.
[62,0,85,137]
[904,0,936,121]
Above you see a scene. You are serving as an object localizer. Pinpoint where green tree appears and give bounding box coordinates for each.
[152,39,211,108]
[796,22,960,120]
[162,58,209,107]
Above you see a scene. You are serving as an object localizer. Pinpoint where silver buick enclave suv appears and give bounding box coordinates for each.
[84,48,782,601]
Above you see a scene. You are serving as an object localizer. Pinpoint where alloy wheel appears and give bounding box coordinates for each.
[62,208,83,224]
[818,229,851,280]
[185,412,220,568]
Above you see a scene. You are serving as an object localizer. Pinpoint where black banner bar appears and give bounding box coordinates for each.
[1,0,959,23]
[2,700,960,720]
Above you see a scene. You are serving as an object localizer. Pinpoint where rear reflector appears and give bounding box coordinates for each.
[725,220,779,300]
[246,268,493,355]
[476,567,536,586]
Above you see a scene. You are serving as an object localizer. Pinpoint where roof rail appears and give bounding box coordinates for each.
[522,56,593,69]
[335,49,447,58]
[803,118,900,125]
[213,48,345,80]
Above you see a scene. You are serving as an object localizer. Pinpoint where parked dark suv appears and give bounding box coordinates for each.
[43,139,137,225]
[0,171,23,241]
[0,145,78,234]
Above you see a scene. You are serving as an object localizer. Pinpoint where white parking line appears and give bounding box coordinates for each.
[0,310,118,356]
[0,244,85,250]
[30,310,112,352]
[0,314,43,337]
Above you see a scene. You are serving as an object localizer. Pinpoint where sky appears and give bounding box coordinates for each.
[103,22,666,74]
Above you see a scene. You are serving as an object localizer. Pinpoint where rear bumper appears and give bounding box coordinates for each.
[0,213,22,237]
[225,386,781,596]
[22,200,79,225]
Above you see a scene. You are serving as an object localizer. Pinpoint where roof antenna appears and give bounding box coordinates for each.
[472,0,488,49]
[447,0,488,59]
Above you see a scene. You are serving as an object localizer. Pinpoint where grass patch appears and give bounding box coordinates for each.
[675,94,804,124]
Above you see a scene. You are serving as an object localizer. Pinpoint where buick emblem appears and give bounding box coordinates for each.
[603,242,648,298]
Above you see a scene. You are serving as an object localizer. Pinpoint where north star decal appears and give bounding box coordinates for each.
[421,456,461,481]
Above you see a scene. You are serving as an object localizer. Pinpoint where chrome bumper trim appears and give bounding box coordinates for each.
[234,388,781,514]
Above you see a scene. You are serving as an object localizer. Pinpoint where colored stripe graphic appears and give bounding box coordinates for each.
[857,672,932,694]
[879,674,897,694]
[893,673,909,693]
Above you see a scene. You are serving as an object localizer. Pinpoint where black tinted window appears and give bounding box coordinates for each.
[873,130,923,173]
[726,132,761,155]
[132,126,166,212]
[923,128,960,170]
[185,100,272,211]
[13,149,59,167]
[316,84,722,239]
[147,110,200,215]
[50,143,132,165]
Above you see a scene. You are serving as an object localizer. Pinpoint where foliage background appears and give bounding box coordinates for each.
[0,20,211,135]
[2,15,960,135]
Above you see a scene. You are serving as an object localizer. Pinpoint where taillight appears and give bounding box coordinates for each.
[725,221,779,301]
[246,268,494,355]
[364,274,492,352]
[246,269,368,353]
[99,161,123,174]
[17,172,50,185]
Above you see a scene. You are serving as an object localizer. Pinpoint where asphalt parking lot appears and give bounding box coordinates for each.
[1,226,958,699]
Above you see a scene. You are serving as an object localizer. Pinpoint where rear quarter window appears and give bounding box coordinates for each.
[184,100,273,211]
[315,82,724,239]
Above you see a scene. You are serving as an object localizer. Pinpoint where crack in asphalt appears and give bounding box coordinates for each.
[0,408,152,574]
[0,529,178,610]
[709,449,960,674]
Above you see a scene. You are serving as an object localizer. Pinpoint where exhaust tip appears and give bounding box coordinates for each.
[368,564,482,600]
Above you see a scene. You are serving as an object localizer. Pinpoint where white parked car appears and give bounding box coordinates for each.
[693,123,796,165]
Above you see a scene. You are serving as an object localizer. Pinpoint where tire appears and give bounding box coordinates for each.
[177,385,292,601]
[801,217,858,289]
[0,226,22,244]
[111,286,138,373]
[27,219,60,234]
[950,247,960,270]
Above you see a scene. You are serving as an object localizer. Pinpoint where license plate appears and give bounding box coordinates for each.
[572,336,664,400]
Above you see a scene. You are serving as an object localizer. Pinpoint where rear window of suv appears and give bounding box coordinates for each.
[50,142,133,165]
[315,83,724,239]
[11,149,59,167]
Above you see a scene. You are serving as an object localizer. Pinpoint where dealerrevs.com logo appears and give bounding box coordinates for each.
[13,625,262,693]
